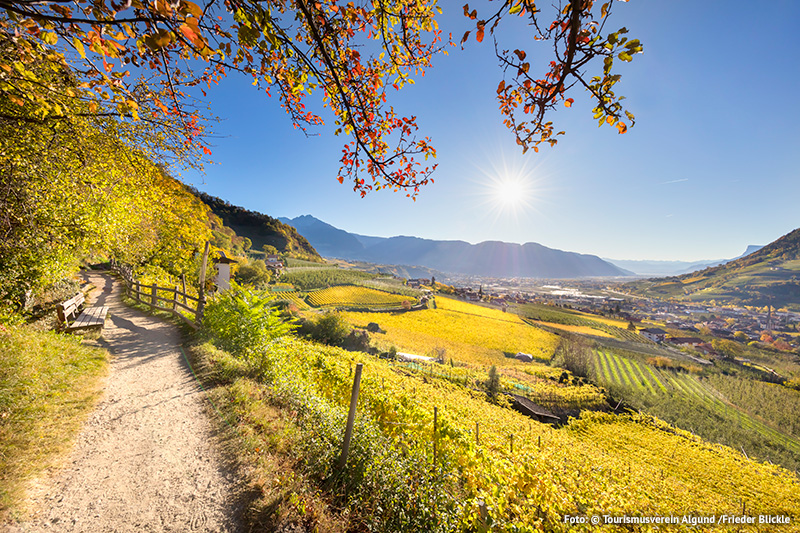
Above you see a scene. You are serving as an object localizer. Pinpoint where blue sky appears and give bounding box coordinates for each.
[185,1,800,262]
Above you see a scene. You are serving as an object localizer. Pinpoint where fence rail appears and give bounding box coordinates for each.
[111,256,206,329]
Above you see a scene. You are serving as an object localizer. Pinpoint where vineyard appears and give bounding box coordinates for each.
[196,334,800,531]
[342,296,560,368]
[270,291,309,310]
[306,285,415,309]
[281,268,377,290]
[592,349,800,468]
[514,303,658,345]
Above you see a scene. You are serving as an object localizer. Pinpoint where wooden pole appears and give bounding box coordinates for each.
[337,363,363,471]
[135,281,140,303]
[150,285,157,312]
[433,406,438,465]
[180,274,188,305]
[172,286,178,311]
[196,241,210,323]
[476,421,480,446]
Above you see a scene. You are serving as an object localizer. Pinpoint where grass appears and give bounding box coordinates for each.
[184,342,349,532]
[0,325,109,520]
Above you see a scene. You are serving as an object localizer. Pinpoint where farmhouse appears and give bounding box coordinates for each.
[265,254,284,273]
[666,337,704,348]
[639,327,668,343]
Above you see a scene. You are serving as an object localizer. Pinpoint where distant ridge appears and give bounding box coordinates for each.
[606,244,764,276]
[194,193,322,260]
[279,215,632,278]
[623,228,800,309]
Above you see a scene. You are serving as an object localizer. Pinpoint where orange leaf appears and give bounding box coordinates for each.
[497,80,505,94]
[476,22,485,42]
[616,122,627,134]
[338,176,344,184]
[564,98,574,107]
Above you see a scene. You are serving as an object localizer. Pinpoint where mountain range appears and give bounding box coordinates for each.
[623,228,800,310]
[279,215,633,278]
[605,245,764,276]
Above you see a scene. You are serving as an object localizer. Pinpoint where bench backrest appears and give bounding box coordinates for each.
[57,292,85,323]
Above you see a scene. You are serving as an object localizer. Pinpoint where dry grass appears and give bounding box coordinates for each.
[0,325,108,521]
[186,342,349,533]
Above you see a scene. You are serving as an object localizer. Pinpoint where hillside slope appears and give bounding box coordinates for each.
[624,228,800,309]
[195,193,322,260]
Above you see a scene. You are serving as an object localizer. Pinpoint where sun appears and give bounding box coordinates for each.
[493,179,527,207]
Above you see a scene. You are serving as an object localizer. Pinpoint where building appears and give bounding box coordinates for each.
[666,337,704,348]
[639,327,668,343]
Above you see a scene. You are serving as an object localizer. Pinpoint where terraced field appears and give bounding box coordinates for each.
[307,285,415,309]
[592,349,800,457]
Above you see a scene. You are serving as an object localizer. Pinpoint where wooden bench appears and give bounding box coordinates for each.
[57,293,109,331]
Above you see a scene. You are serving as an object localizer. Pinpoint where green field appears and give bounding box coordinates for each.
[592,349,800,468]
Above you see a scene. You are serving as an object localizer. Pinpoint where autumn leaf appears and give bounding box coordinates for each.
[476,21,485,43]
[564,98,574,107]
[73,37,85,58]
[616,122,627,134]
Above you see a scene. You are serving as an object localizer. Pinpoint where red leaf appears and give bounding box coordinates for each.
[476,21,485,43]
[564,98,574,107]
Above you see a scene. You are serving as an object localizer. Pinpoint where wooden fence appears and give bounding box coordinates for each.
[110,244,209,329]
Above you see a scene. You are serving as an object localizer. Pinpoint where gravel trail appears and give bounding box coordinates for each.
[6,271,243,533]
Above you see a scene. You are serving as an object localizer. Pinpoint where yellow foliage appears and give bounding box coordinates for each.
[530,319,614,338]
[342,296,560,368]
[307,285,414,309]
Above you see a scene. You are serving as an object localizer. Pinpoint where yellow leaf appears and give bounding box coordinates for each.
[73,37,85,58]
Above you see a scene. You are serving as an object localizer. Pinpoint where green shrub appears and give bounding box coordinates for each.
[235,259,272,288]
[308,312,351,346]
[202,282,294,375]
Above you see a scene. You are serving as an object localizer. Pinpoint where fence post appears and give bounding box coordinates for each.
[135,281,140,303]
[337,363,363,471]
[150,285,157,312]
[180,274,188,305]
[196,241,210,324]
[476,421,480,446]
[172,286,178,311]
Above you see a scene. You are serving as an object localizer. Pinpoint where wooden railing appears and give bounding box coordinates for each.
[111,254,207,329]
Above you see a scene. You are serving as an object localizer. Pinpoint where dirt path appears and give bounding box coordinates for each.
[6,272,244,533]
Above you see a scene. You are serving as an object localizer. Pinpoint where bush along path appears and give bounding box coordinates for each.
[7,271,244,533]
